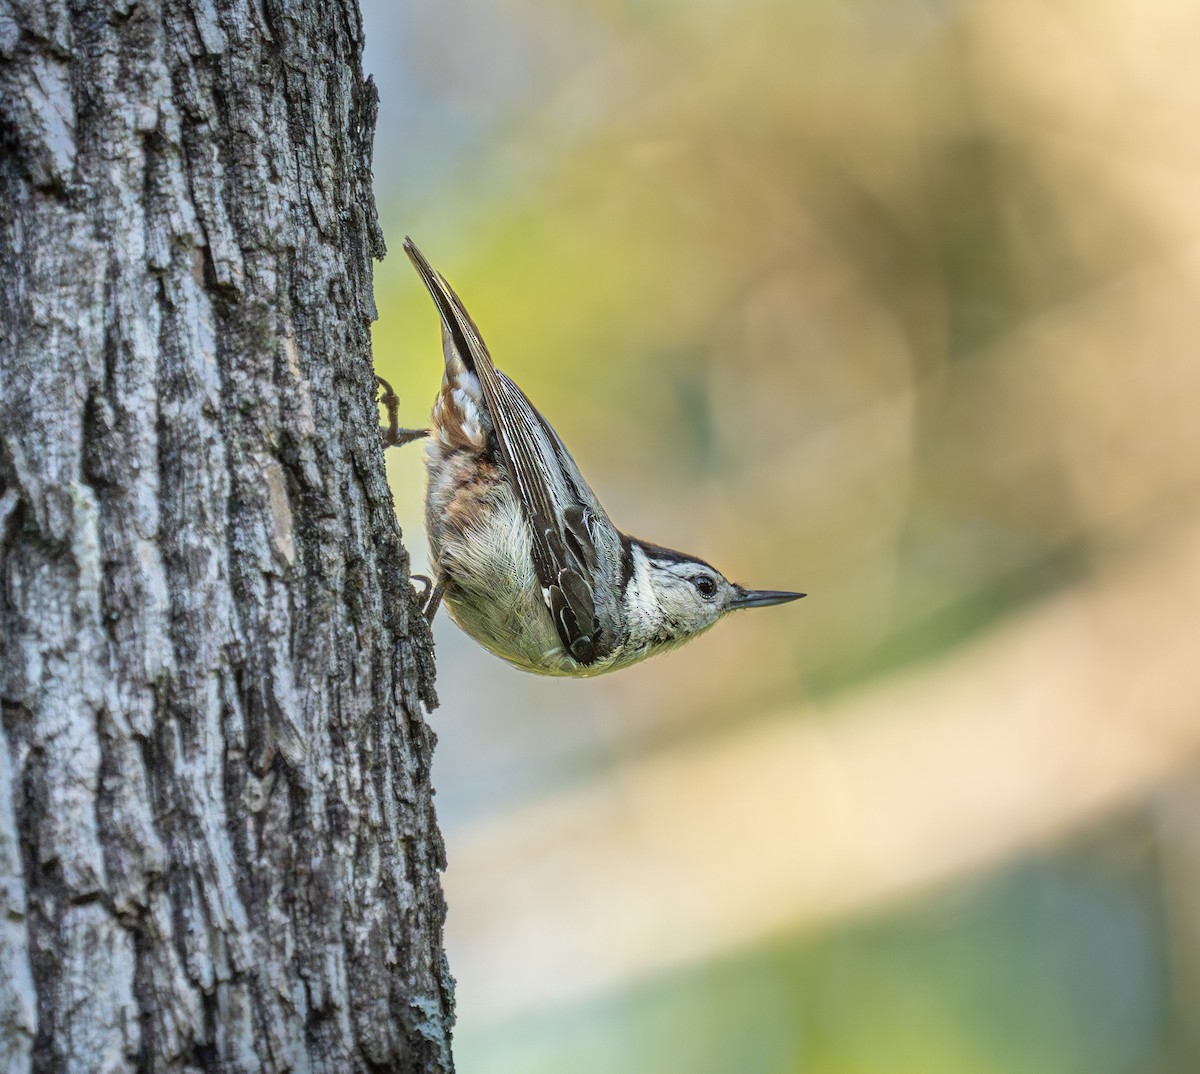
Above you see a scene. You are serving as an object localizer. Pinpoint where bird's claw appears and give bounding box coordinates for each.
[410,573,446,623]
[376,375,428,449]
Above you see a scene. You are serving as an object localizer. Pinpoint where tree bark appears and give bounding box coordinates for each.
[0,2,452,1072]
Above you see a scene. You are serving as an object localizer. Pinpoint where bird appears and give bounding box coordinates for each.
[377,237,804,677]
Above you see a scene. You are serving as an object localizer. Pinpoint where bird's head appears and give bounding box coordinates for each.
[623,539,804,656]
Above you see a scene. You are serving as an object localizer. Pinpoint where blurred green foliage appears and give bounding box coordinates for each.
[464,824,1174,1074]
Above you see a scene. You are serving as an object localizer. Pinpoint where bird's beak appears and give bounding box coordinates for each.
[730,586,806,610]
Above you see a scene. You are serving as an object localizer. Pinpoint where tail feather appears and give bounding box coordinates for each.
[406,238,491,451]
[404,237,493,379]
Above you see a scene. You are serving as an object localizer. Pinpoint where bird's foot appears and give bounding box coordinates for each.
[376,375,428,449]
[410,573,446,623]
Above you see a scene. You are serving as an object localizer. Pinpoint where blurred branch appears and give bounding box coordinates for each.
[447,510,1200,1021]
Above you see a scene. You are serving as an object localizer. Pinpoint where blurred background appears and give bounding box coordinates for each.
[363,1,1200,1071]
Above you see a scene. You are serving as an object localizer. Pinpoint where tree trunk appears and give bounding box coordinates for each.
[0,2,452,1071]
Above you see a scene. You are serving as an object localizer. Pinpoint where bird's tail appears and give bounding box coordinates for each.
[405,238,492,451]
[403,237,494,381]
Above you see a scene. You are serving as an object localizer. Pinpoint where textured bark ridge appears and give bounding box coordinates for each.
[0,2,452,1071]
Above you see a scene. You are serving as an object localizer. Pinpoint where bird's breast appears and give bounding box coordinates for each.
[424,442,584,675]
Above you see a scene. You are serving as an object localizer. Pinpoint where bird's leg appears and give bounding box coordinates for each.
[424,577,446,623]
[410,573,447,623]
[410,573,433,604]
[376,375,428,449]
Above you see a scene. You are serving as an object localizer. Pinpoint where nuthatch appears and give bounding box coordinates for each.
[378,238,804,676]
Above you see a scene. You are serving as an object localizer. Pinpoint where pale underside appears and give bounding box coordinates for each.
[426,439,602,675]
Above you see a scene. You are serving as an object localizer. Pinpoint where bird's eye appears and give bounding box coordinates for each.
[692,575,717,599]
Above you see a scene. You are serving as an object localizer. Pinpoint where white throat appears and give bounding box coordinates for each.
[622,543,666,644]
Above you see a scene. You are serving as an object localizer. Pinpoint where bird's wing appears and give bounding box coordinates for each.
[404,238,608,664]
